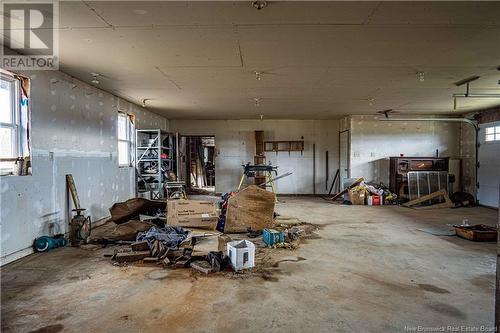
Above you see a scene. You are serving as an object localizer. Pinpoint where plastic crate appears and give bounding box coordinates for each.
[262,228,285,246]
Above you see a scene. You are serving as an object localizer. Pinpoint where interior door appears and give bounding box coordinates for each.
[339,130,350,189]
[477,121,500,208]
[177,135,188,186]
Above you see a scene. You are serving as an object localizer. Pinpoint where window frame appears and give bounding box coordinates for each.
[485,125,500,143]
[0,75,22,174]
[117,112,135,167]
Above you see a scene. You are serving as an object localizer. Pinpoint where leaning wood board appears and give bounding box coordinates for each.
[66,174,80,209]
[224,185,276,233]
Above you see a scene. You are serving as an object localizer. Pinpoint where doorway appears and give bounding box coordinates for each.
[179,136,216,194]
[339,130,350,189]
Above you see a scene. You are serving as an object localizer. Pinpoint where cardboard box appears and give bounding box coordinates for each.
[349,187,366,205]
[167,199,218,230]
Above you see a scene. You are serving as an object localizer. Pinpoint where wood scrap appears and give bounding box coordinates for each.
[190,261,213,274]
[130,240,149,251]
[114,251,151,263]
[66,174,80,209]
[403,189,453,209]
[143,257,160,263]
[329,177,364,201]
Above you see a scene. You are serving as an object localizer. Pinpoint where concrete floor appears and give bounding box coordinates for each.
[1,198,498,333]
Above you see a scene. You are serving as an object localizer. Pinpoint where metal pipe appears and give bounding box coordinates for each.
[380,117,479,200]
[453,94,500,98]
[380,117,478,130]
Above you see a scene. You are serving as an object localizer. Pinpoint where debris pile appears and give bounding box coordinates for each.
[93,185,320,277]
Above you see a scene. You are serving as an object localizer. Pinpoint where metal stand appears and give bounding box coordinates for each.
[237,163,278,192]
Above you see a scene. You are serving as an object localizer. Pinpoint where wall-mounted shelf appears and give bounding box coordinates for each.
[264,140,304,155]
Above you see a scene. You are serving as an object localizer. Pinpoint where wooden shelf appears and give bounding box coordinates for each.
[264,140,304,154]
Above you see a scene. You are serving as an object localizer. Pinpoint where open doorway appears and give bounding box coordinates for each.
[179,136,216,194]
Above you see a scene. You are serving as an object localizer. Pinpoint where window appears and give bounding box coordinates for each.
[485,126,500,142]
[117,113,134,167]
[1,70,30,176]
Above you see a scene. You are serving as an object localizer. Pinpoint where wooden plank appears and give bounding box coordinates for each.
[330,177,364,201]
[224,185,276,233]
[114,251,150,263]
[403,189,453,209]
[66,174,80,209]
[130,240,150,251]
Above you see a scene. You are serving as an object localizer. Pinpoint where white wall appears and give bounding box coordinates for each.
[170,119,339,195]
[0,70,168,264]
[348,115,462,185]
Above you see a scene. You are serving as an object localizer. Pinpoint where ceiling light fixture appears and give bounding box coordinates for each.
[90,73,100,85]
[260,114,264,120]
[252,0,267,10]
[254,71,262,80]
[142,99,150,108]
[254,98,261,107]
[416,71,425,82]
[367,97,374,106]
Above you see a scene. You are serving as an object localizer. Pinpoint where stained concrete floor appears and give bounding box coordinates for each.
[1,198,498,333]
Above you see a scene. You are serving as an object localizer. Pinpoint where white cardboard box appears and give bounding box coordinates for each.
[227,240,255,271]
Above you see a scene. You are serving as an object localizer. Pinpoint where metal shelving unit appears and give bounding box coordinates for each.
[135,129,175,199]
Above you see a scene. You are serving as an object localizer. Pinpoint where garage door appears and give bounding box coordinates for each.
[477,121,500,208]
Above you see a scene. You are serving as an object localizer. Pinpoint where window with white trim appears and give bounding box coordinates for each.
[1,71,30,176]
[117,113,134,167]
[485,125,500,142]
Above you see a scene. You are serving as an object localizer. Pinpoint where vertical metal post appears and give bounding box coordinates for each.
[313,143,316,195]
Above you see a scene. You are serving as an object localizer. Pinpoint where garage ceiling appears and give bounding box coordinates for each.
[4,1,500,119]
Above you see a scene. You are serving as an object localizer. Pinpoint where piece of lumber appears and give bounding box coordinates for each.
[403,189,453,209]
[66,174,80,209]
[114,251,151,263]
[130,240,149,251]
[190,261,213,274]
[330,177,364,201]
[143,257,160,263]
[224,185,276,233]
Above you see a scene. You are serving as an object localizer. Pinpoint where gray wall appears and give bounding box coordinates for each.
[348,115,462,185]
[170,119,339,195]
[0,70,168,264]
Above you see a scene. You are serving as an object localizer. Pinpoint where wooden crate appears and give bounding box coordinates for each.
[454,224,497,242]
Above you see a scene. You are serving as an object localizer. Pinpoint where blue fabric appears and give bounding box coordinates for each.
[136,226,191,249]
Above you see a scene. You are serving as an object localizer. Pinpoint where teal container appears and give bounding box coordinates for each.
[262,229,285,246]
[34,236,67,252]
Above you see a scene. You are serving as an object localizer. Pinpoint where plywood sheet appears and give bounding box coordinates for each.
[224,185,276,233]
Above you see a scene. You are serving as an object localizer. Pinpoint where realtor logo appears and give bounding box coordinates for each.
[1,1,59,70]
